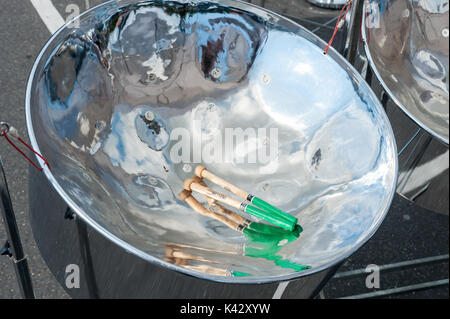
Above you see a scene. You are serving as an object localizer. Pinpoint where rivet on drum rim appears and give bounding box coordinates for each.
[442,28,449,38]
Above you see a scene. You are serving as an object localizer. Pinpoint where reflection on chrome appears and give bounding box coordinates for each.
[26,0,397,281]
[363,0,449,144]
[306,0,349,9]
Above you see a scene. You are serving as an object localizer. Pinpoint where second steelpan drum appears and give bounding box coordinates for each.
[26,0,397,282]
[363,0,449,144]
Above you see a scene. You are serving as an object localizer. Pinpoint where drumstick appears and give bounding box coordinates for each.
[180,188,267,235]
[207,193,302,239]
[207,199,252,227]
[195,165,297,225]
[184,178,296,231]
[179,190,243,232]
[195,177,303,238]
[180,188,302,249]
[192,176,252,227]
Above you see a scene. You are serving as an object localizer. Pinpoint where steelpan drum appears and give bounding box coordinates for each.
[26,0,397,288]
[362,0,449,144]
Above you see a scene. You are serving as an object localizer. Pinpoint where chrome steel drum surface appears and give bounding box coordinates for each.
[363,0,449,144]
[26,0,397,283]
[306,0,348,9]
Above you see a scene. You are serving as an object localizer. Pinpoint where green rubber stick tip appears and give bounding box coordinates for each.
[252,196,298,225]
[248,222,302,238]
[243,226,300,244]
[244,245,311,272]
[244,205,295,231]
[231,271,251,277]
[243,228,285,244]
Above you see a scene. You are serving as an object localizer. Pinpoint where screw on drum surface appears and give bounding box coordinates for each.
[262,74,271,84]
[211,68,222,79]
[148,177,158,186]
[95,120,105,131]
[207,103,216,112]
[442,28,449,38]
[147,73,157,82]
[183,164,192,173]
[145,111,155,121]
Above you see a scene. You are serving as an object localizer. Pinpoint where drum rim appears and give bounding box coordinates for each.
[25,0,398,284]
[306,0,347,9]
[361,1,449,146]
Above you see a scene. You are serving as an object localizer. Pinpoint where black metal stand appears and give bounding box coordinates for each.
[0,154,35,299]
[344,0,364,65]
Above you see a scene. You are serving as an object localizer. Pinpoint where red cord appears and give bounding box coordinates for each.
[1,128,50,172]
[366,6,370,43]
[324,0,353,55]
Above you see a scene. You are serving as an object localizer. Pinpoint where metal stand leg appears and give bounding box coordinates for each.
[0,155,35,299]
[345,0,364,65]
[365,64,373,86]
[397,130,433,199]
[76,217,100,299]
[380,90,389,111]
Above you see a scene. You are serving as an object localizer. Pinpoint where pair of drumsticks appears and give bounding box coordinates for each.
[179,165,298,233]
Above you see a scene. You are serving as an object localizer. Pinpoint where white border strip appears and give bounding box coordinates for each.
[398,150,449,194]
[272,281,290,299]
[30,0,65,34]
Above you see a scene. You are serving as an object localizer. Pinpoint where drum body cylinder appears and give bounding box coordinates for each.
[29,167,338,298]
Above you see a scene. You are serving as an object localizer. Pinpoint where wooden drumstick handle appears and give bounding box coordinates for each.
[179,190,242,231]
[195,165,249,200]
[164,256,190,266]
[207,199,251,227]
[184,179,295,231]
[184,264,230,276]
[192,176,251,227]
[167,248,228,265]
[184,179,243,210]
[195,165,297,226]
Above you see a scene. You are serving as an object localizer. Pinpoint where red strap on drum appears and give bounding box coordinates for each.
[324,0,353,55]
[1,126,50,172]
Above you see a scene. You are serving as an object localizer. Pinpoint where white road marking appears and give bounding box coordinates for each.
[272,281,290,299]
[30,0,65,34]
